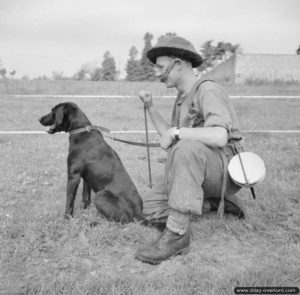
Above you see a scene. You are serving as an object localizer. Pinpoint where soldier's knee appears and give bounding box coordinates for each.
[173,140,207,159]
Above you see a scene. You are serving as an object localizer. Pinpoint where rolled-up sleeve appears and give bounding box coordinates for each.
[201,87,232,132]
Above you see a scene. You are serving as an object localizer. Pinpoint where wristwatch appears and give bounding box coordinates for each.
[174,127,180,141]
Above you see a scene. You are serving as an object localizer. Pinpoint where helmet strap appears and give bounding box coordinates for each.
[160,59,177,82]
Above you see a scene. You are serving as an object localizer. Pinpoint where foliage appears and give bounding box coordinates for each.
[10,70,16,78]
[139,32,156,81]
[90,67,102,81]
[198,40,240,71]
[101,51,117,81]
[21,75,30,81]
[52,71,64,80]
[74,62,102,81]
[125,33,157,81]
[157,32,177,43]
[74,54,116,81]
[0,59,15,80]
[0,67,7,78]
[125,46,142,81]
[74,68,86,81]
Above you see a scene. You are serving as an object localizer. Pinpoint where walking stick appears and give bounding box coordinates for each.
[143,106,152,188]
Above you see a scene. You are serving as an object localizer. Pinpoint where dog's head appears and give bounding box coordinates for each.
[39,102,82,134]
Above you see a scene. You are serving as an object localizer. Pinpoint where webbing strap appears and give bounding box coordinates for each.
[217,149,228,219]
[228,142,257,200]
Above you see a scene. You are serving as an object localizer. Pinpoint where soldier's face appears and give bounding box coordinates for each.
[155,56,179,86]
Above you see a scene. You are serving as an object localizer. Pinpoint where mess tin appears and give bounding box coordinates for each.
[228,152,266,187]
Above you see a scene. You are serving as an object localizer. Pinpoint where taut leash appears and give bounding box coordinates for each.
[105,134,160,147]
[68,125,160,148]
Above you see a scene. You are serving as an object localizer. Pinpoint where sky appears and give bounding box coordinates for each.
[0,0,299,79]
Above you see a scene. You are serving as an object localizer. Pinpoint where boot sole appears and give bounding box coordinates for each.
[135,246,190,265]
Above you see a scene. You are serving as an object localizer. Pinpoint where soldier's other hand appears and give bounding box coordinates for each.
[139,91,153,109]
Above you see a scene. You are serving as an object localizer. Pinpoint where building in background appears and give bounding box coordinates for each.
[201,54,300,84]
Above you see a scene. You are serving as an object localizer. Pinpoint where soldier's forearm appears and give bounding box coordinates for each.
[178,126,228,148]
[147,106,169,136]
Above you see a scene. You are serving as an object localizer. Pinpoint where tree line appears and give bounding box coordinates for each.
[74,32,241,82]
[2,34,299,81]
[73,32,158,82]
[0,59,16,80]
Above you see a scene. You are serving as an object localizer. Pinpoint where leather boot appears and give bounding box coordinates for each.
[135,226,191,264]
[207,195,247,219]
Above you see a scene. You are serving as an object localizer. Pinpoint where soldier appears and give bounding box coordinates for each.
[135,35,246,264]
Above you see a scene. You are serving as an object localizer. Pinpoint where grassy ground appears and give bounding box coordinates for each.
[0,82,300,294]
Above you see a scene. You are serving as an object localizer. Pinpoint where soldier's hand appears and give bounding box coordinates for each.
[139,91,153,109]
[160,127,177,150]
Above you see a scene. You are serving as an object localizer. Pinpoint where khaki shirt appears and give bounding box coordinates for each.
[171,79,242,142]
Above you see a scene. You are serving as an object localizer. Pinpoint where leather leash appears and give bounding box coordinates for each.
[68,125,160,147]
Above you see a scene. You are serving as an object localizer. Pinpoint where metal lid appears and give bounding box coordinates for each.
[228,152,266,187]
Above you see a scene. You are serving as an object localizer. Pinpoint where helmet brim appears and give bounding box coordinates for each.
[147,47,203,68]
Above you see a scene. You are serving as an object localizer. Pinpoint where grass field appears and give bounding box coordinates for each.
[1,79,300,96]
[0,81,300,295]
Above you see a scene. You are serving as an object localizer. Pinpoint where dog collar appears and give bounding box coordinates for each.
[69,125,110,136]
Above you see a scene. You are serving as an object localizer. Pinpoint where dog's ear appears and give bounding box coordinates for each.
[54,105,65,125]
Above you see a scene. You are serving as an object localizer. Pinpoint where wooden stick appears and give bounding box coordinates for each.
[144,106,152,188]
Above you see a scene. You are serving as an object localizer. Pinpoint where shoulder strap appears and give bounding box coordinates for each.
[186,78,214,109]
[191,78,214,96]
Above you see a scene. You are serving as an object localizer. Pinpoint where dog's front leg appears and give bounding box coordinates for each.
[82,180,91,209]
[65,173,81,219]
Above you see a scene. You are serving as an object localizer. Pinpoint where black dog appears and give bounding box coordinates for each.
[39,102,143,222]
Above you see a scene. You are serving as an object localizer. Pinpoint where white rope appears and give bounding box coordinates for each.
[6,94,300,99]
[0,130,300,135]
[243,130,300,133]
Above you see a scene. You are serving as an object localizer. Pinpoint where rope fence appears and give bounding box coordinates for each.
[6,94,300,99]
[1,130,300,135]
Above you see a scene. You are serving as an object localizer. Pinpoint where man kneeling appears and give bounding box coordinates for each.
[135,35,246,265]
